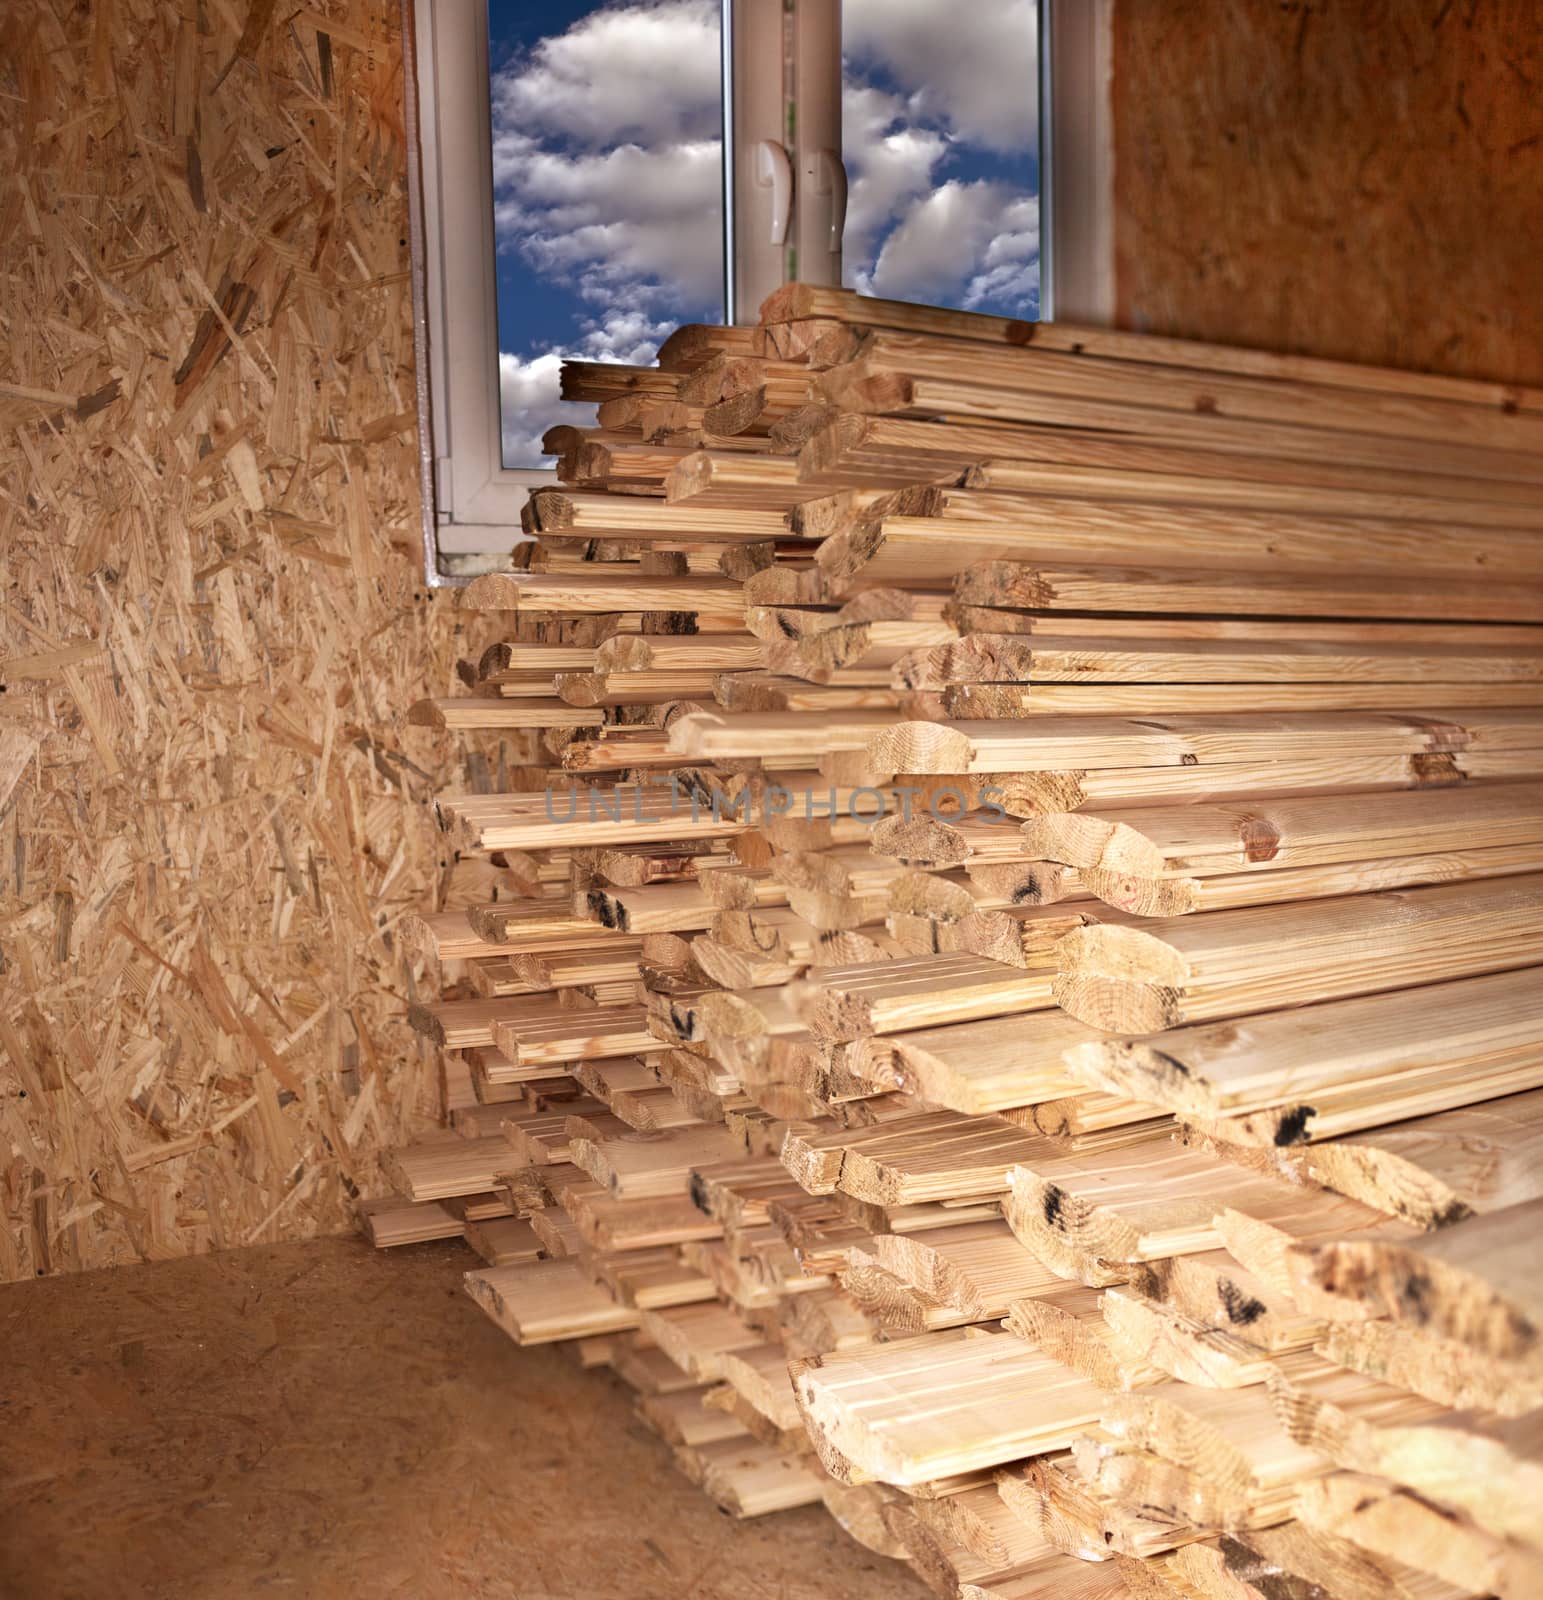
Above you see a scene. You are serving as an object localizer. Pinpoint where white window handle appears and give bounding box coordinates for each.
[756,140,793,245]
[811,147,848,253]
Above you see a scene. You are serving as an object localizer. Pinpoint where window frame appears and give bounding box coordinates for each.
[407,0,552,580]
[404,0,1110,584]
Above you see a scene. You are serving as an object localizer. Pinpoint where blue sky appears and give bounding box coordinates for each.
[488,0,1038,466]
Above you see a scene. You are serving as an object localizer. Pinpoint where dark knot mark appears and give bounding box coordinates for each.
[1273,1104,1315,1146]
[1218,1278,1266,1326]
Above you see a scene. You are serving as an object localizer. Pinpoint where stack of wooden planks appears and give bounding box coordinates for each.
[369,285,1543,1598]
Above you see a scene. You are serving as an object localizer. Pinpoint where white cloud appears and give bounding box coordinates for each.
[498,141,725,309]
[491,1,722,151]
[842,0,1038,154]
[869,181,1039,313]
[499,350,570,469]
[840,81,948,276]
[961,198,1041,311]
[498,307,668,468]
[489,3,726,463]
[491,2,724,332]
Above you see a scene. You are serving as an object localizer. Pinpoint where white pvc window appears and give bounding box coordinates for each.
[408,0,1106,581]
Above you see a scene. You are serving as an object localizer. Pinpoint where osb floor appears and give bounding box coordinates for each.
[0,1238,928,1600]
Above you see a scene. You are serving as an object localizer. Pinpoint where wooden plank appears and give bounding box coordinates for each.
[759,283,1543,414]
[1053,875,1543,1032]
[1065,970,1543,1144]
[791,1328,1105,1485]
[1287,1197,1543,1379]
[463,1260,641,1345]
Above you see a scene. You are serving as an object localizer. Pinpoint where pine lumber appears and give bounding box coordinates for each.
[1100,1377,1331,1514]
[596,1249,716,1311]
[405,994,559,1049]
[855,1011,1095,1115]
[835,325,1543,451]
[874,1220,1067,1319]
[1213,1191,1416,1329]
[1298,1087,1543,1225]
[1074,841,1543,919]
[639,1302,764,1383]
[683,1438,826,1518]
[464,1260,642,1345]
[402,909,522,963]
[572,1196,722,1257]
[1191,1520,1485,1600]
[961,457,1543,528]
[461,571,745,615]
[866,709,1543,777]
[582,880,720,934]
[556,670,721,707]
[358,1196,464,1248]
[1023,783,1543,880]
[1053,875,1543,1033]
[1268,1358,1543,1548]
[377,291,1543,1569]
[568,1124,744,1199]
[1063,970,1543,1141]
[1098,1286,1276,1391]
[512,942,648,990]
[1128,1250,1322,1355]
[492,1005,657,1065]
[1069,1438,1286,1541]
[951,555,1543,624]
[817,503,1543,590]
[380,1134,523,1201]
[896,633,1543,687]
[792,1328,1106,1485]
[792,954,1056,1040]
[1004,1283,1166,1392]
[942,682,1543,721]
[561,359,678,402]
[816,364,1543,486]
[1317,1315,1543,1420]
[1295,1471,1543,1600]
[1288,1198,1543,1378]
[825,1113,1057,1205]
[439,788,750,851]
[966,748,1543,815]
[615,1343,701,1397]
[524,489,791,545]
[665,449,826,509]
[408,696,605,729]
[890,1496,1075,1595]
[639,1388,749,1450]
[668,707,904,760]
[759,283,1543,416]
[1003,1139,1321,1284]
[463,1214,544,1266]
[995,1453,1204,1562]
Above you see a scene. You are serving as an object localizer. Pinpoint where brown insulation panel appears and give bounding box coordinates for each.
[1113,0,1543,384]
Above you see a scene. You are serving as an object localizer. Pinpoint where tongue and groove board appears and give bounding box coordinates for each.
[361,286,1543,1591]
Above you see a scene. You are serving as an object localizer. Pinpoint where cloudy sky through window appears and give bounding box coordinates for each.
[489,0,1038,467]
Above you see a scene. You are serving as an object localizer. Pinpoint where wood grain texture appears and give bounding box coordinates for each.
[1113,0,1543,384]
[0,0,506,1278]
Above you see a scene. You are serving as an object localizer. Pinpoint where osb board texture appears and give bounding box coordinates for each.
[1112,0,1543,384]
[0,0,507,1280]
[0,1235,927,1599]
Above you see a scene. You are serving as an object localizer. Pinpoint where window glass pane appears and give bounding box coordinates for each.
[488,1,725,468]
[841,0,1040,319]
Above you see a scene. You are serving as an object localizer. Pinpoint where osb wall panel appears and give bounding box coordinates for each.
[1113,0,1543,383]
[0,0,491,1278]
